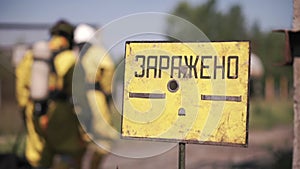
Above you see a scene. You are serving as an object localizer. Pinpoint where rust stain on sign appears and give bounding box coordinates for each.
[122,41,250,147]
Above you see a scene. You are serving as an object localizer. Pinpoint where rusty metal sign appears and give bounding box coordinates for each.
[122,41,250,146]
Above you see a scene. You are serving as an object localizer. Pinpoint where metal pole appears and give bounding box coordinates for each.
[293,0,300,168]
[178,142,186,169]
[0,79,1,109]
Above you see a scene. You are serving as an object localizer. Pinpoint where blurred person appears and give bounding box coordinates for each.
[41,20,87,169]
[15,42,45,168]
[16,20,87,169]
[15,40,59,168]
[15,45,32,125]
[73,23,116,169]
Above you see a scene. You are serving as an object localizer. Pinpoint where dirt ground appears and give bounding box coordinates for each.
[0,118,293,169]
[100,125,293,169]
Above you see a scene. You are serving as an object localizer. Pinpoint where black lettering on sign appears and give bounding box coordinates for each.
[133,55,240,79]
[200,56,211,79]
[184,55,199,78]
[158,56,170,78]
[146,56,158,78]
[134,55,145,77]
[171,56,182,78]
[213,56,225,79]
[227,56,239,79]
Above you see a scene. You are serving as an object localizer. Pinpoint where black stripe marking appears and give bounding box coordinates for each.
[129,92,166,99]
[201,95,242,102]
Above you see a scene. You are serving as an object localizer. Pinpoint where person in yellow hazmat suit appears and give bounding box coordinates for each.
[15,41,56,168]
[73,23,116,169]
[41,20,87,169]
[15,43,46,168]
[16,20,87,169]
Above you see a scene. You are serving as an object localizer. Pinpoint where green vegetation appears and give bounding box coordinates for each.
[0,133,26,157]
[249,99,293,129]
[167,0,292,84]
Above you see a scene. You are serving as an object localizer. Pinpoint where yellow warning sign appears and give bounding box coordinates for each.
[122,41,250,146]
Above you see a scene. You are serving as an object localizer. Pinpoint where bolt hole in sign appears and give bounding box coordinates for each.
[122,41,250,147]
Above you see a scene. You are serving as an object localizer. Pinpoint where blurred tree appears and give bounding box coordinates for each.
[167,0,292,94]
[167,0,248,40]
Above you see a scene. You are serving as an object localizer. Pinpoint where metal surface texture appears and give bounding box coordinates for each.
[122,41,250,146]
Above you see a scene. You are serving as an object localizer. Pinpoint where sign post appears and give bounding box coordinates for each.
[122,41,250,168]
[179,142,185,169]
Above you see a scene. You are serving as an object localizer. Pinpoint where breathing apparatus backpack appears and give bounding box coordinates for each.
[30,41,51,116]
